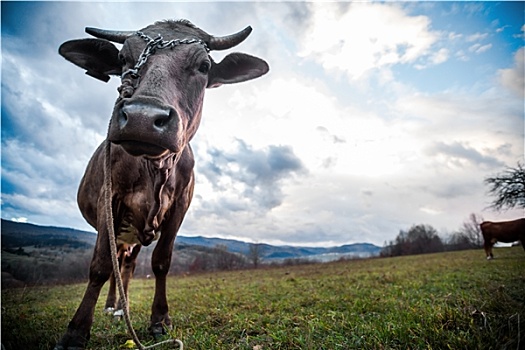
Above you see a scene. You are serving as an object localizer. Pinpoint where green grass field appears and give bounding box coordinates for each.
[2,247,524,349]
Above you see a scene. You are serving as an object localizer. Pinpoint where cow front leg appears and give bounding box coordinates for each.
[149,239,174,337]
[54,247,112,349]
[148,170,193,337]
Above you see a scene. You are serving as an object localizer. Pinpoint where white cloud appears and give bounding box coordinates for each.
[466,32,489,42]
[11,217,28,223]
[415,47,450,69]
[1,191,85,230]
[496,25,509,34]
[448,32,463,40]
[420,206,442,215]
[498,47,525,97]
[394,91,522,163]
[469,43,492,54]
[514,25,525,39]
[431,48,450,65]
[298,3,441,80]
[427,141,504,169]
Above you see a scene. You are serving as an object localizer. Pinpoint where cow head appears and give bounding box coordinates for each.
[59,20,269,158]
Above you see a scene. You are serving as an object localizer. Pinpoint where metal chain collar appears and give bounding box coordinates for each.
[121,31,209,80]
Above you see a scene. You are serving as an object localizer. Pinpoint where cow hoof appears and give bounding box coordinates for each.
[55,330,88,350]
[54,341,85,350]
[150,323,173,338]
[486,256,493,260]
[103,307,115,314]
[150,325,164,337]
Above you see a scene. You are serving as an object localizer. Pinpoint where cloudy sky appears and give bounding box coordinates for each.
[2,1,524,247]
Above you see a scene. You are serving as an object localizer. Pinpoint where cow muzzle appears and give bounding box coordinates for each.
[108,100,181,158]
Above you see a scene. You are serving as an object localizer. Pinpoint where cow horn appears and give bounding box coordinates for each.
[85,27,135,44]
[208,26,252,51]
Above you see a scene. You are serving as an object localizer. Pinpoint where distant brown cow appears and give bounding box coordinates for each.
[55,19,268,350]
[480,218,525,259]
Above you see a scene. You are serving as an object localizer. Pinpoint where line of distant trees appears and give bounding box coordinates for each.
[2,249,92,287]
[380,213,484,257]
[2,243,274,287]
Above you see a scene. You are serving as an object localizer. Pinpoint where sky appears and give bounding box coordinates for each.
[1,1,524,247]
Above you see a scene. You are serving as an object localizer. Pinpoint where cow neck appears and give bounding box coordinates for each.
[144,153,178,236]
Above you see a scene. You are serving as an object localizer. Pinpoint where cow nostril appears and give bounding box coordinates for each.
[153,113,171,130]
[154,117,166,128]
[118,108,129,128]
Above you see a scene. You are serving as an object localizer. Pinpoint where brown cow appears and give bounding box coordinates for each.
[480,218,525,259]
[55,19,268,350]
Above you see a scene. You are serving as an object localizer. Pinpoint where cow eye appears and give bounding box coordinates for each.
[198,61,210,74]
[118,53,126,65]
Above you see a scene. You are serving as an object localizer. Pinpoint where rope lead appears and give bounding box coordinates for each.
[103,139,183,350]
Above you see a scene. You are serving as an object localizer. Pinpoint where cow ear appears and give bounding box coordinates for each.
[59,39,122,82]
[207,53,269,88]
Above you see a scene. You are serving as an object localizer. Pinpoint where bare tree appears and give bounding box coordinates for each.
[485,162,525,211]
[248,243,262,268]
[447,214,484,251]
[460,213,484,247]
[213,244,246,271]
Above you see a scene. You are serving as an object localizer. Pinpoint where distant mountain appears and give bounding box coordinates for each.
[1,219,381,261]
[177,236,381,260]
[1,219,96,249]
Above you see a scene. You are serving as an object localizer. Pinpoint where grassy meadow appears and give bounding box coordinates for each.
[2,247,524,349]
